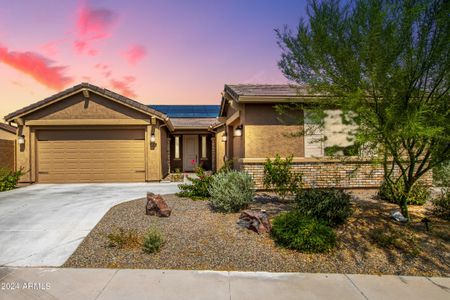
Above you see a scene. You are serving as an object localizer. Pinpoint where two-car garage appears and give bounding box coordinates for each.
[36,129,146,183]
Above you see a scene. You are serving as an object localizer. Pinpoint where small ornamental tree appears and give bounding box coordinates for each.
[277,0,450,220]
[263,154,302,199]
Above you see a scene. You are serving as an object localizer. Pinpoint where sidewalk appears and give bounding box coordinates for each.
[0,268,449,300]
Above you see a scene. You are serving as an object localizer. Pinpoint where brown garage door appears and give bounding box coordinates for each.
[37,129,145,183]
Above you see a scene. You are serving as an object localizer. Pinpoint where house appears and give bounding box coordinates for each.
[0,123,17,140]
[4,82,431,187]
[0,123,17,171]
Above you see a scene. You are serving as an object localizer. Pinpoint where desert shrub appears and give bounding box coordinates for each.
[107,228,141,249]
[369,226,420,256]
[0,168,23,192]
[208,171,255,213]
[271,211,336,253]
[177,166,212,200]
[433,161,450,187]
[263,154,302,199]
[295,189,352,227]
[217,159,233,174]
[142,228,165,254]
[378,180,429,205]
[432,189,450,221]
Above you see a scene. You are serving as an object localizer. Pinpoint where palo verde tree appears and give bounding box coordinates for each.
[277,0,449,219]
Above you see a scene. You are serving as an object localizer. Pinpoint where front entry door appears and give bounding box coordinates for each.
[183,135,198,171]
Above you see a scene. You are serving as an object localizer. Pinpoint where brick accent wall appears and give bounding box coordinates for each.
[0,139,15,170]
[241,159,433,189]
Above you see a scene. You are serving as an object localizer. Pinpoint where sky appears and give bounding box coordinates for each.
[0,0,308,119]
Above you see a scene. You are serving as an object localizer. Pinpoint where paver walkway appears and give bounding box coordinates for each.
[0,268,449,300]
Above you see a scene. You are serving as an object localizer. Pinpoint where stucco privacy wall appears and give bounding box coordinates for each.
[0,139,15,170]
[15,91,163,183]
[241,158,434,189]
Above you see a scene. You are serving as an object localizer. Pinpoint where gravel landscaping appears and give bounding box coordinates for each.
[64,190,450,276]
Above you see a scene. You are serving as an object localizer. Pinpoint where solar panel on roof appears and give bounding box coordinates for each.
[149,105,220,118]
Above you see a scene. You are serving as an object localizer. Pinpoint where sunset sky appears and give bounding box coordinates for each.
[0,0,307,119]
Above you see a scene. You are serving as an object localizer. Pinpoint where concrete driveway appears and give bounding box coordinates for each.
[0,183,180,267]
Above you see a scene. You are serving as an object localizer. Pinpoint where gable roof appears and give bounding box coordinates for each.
[4,83,170,124]
[0,123,17,134]
[170,118,220,129]
[225,84,308,99]
[220,84,323,117]
[149,105,220,118]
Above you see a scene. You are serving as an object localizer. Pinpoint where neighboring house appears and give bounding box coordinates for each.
[0,123,17,170]
[4,82,431,187]
[0,123,17,140]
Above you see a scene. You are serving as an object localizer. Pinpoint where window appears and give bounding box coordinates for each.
[201,136,207,159]
[175,136,180,159]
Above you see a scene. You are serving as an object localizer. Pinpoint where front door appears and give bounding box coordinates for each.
[183,135,198,171]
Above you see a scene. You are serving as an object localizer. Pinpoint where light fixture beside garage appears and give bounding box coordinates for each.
[221,133,227,142]
[234,125,243,137]
[150,133,156,143]
[18,135,25,145]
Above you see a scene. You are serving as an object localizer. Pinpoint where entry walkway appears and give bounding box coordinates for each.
[0,268,449,300]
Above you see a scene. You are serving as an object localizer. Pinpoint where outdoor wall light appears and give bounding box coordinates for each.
[221,134,227,142]
[234,126,243,137]
[18,135,25,145]
[150,133,156,143]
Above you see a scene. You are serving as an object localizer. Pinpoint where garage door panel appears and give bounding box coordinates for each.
[37,130,146,183]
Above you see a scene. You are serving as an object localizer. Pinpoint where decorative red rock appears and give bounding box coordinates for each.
[237,210,271,234]
[146,192,172,217]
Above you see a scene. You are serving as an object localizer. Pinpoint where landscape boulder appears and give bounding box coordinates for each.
[146,192,172,217]
[237,210,271,234]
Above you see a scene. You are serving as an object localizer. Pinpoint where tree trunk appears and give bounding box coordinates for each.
[399,196,410,221]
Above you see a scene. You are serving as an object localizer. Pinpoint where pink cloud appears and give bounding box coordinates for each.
[110,76,136,98]
[40,38,68,57]
[95,63,112,78]
[0,46,73,90]
[74,2,118,55]
[122,45,147,65]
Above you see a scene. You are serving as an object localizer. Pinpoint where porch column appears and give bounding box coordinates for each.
[211,137,216,172]
[167,137,171,174]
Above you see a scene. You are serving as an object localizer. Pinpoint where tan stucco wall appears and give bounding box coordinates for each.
[14,91,162,183]
[146,124,162,181]
[26,93,148,120]
[304,109,357,157]
[0,129,16,140]
[0,139,15,170]
[243,104,304,158]
[215,128,226,170]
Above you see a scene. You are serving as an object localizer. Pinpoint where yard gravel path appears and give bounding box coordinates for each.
[64,192,450,276]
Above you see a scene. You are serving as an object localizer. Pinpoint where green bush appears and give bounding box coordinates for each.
[0,168,22,192]
[295,189,352,227]
[378,180,429,205]
[107,228,141,249]
[434,162,450,187]
[217,159,233,173]
[271,211,336,253]
[142,228,165,254]
[263,154,302,199]
[208,171,255,213]
[432,189,450,221]
[177,166,212,200]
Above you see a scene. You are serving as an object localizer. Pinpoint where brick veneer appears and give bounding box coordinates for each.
[240,159,433,189]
